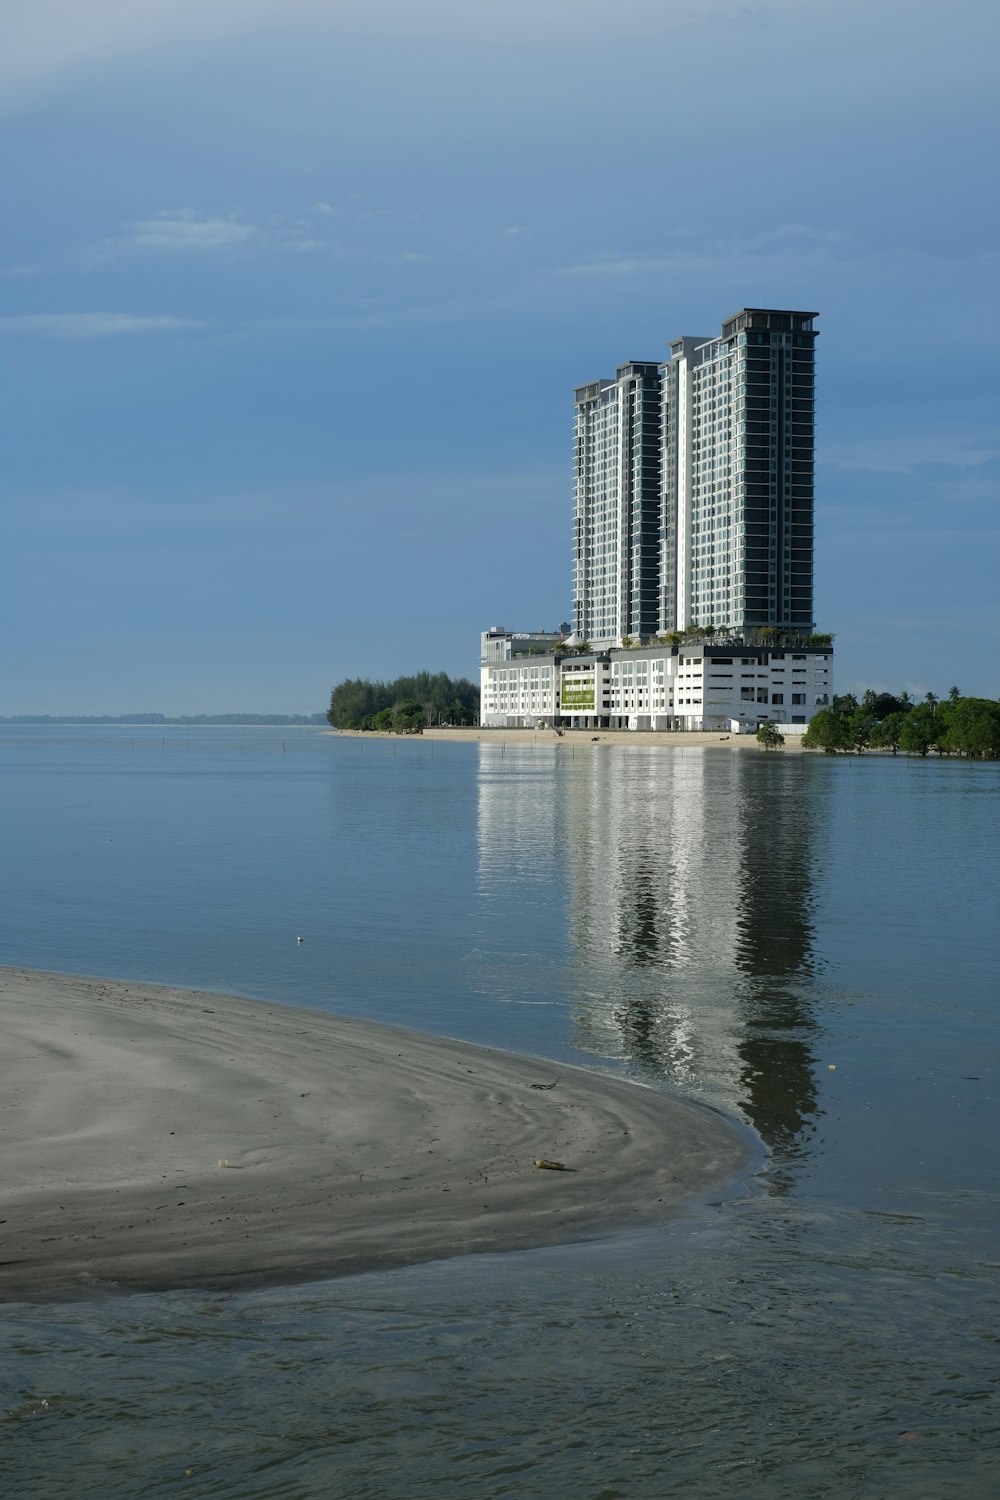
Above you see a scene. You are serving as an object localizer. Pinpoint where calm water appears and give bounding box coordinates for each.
[1,727,998,1497]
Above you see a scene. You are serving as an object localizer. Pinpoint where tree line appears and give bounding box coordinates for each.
[562,627,834,655]
[327,673,479,732]
[653,626,834,650]
[803,689,1000,759]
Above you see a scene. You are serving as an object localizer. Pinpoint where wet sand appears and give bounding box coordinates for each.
[0,968,751,1301]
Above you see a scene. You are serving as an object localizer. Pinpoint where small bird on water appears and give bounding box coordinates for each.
[296,936,304,944]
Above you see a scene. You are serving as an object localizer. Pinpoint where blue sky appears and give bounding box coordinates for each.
[2,0,997,712]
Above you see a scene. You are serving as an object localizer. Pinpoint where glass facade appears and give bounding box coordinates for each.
[660,309,818,634]
[572,362,662,645]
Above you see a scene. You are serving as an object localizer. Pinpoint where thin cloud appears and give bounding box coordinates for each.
[558,225,851,278]
[100,209,258,257]
[0,313,203,339]
[269,216,328,253]
[94,208,327,259]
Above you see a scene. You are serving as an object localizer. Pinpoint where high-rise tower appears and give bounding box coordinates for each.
[660,308,818,634]
[572,362,661,646]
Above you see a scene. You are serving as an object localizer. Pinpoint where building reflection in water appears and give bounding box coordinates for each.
[477,745,825,1187]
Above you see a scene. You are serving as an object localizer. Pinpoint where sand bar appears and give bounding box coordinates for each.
[1,968,751,1300]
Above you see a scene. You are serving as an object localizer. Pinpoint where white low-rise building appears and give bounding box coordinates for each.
[480,657,560,726]
[480,632,832,732]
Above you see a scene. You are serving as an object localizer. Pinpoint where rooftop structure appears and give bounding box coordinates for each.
[480,626,567,664]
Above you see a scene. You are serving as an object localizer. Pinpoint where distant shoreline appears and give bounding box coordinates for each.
[0,717,327,727]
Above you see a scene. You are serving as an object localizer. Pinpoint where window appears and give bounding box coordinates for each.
[792,693,805,705]
[757,689,769,703]
[771,693,784,705]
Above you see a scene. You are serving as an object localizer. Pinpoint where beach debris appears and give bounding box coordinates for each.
[529,1078,559,1090]
[533,1158,566,1171]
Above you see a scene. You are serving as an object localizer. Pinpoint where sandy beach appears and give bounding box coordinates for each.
[0,969,751,1300]
[334,726,806,749]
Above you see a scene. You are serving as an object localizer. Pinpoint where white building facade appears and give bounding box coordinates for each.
[480,636,832,733]
[479,657,560,726]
